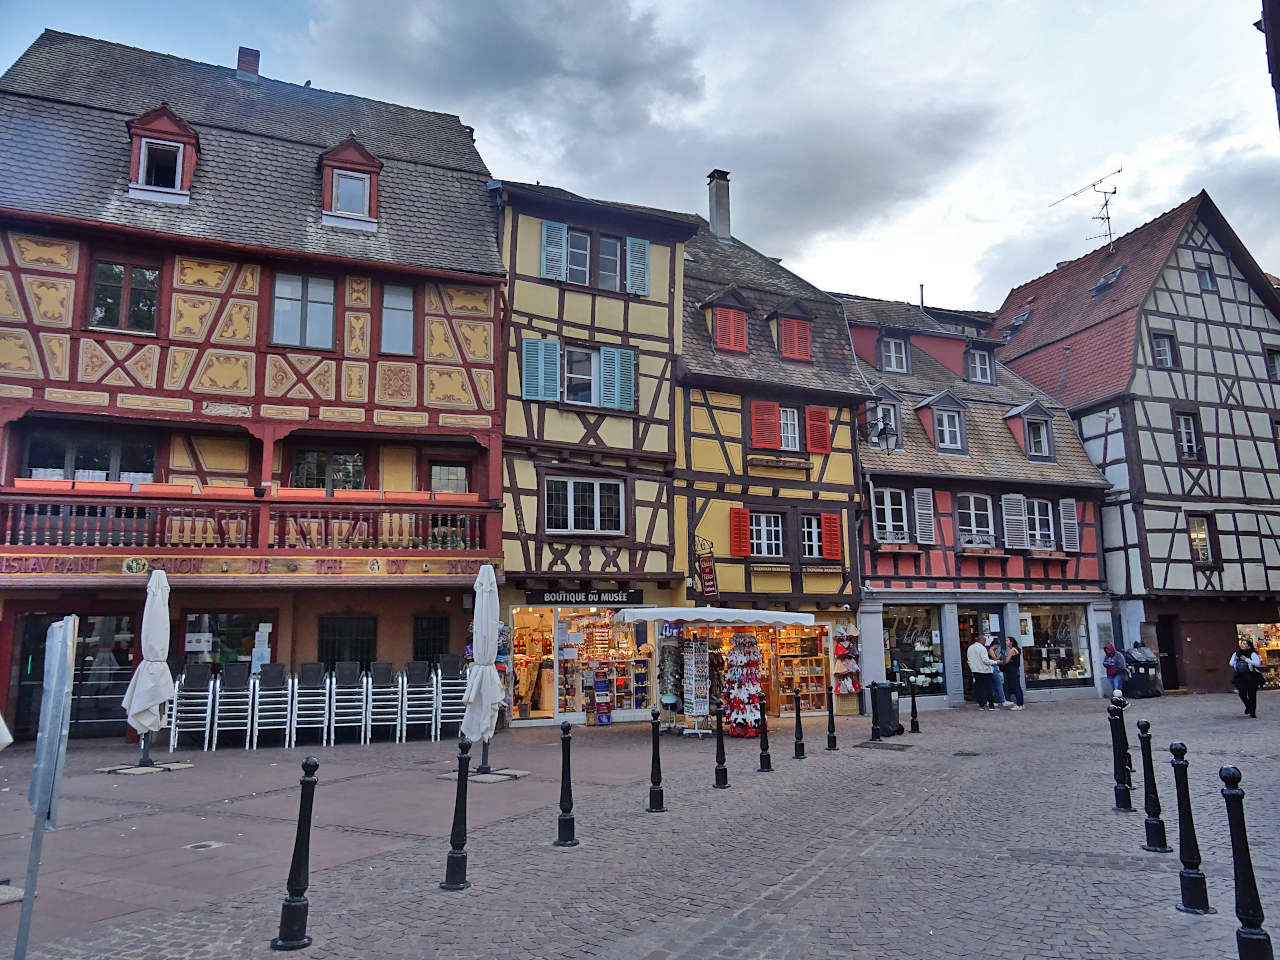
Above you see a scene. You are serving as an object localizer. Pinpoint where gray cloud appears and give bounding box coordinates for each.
[1180,147,1280,274]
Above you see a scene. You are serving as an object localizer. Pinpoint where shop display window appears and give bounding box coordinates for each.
[1020,605,1092,687]
[183,613,274,672]
[884,606,945,693]
[1237,623,1280,689]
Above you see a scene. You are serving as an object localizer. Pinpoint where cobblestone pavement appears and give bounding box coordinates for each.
[2,692,1277,959]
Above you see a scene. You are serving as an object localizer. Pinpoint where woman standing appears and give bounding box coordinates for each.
[1003,638,1024,710]
[1230,638,1263,718]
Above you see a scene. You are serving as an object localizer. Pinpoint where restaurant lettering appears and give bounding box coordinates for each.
[0,556,96,574]
[525,589,644,605]
[0,554,499,578]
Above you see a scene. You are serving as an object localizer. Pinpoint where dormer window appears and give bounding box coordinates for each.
[1026,418,1053,459]
[1091,266,1123,297]
[126,103,198,205]
[140,139,181,189]
[881,337,908,372]
[868,402,899,449]
[714,307,747,352]
[965,349,992,383]
[779,317,810,361]
[320,136,382,232]
[935,409,963,451]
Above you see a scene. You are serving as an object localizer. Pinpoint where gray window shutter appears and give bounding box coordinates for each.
[913,488,935,544]
[521,338,543,400]
[600,347,635,411]
[1001,493,1028,550]
[541,220,568,281]
[539,337,560,401]
[1059,498,1080,552]
[625,237,650,295]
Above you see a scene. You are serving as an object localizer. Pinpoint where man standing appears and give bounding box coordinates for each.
[967,637,999,710]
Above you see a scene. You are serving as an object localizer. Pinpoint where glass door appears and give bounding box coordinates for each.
[958,607,1002,702]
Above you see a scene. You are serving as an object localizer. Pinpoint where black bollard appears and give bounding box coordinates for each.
[825,684,838,750]
[793,688,806,759]
[271,757,319,950]
[908,677,920,734]
[869,681,881,741]
[439,738,472,891]
[554,721,578,846]
[1137,720,1171,852]
[1170,742,1214,915]
[1220,766,1274,960]
[646,708,666,813]
[713,702,729,789]
[1107,703,1133,811]
[1114,694,1134,772]
[758,694,772,772]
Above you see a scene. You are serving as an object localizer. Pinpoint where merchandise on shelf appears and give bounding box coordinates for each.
[721,632,763,738]
[833,637,861,696]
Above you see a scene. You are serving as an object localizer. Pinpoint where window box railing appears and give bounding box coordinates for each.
[874,528,911,544]
[958,533,997,548]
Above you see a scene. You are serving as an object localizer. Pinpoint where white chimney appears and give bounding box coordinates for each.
[708,169,730,238]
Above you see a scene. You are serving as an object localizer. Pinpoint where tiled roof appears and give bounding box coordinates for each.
[680,221,870,398]
[0,30,505,277]
[993,195,1200,361]
[838,295,959,336]
[1003,308,1139,411]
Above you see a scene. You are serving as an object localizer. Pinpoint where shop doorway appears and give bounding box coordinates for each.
[1155,615,1181,690]
[957,606,1003,702]
[318,615,377,669]
[14,612,138,739]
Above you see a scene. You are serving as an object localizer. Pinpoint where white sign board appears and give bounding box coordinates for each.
[29,616,77,829]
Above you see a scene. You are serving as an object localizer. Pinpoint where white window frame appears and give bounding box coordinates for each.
[567,229,590,285]
[869,403,898,448]
[598,236,622,292]
[956,493,994,545]
[935,409,963,451]
[564,346,600,406]
[966,349,992,383]
[1188,515,1213,564]
[1175,413,1201,461]
[1267,350,1280,382]
[333,170,371,217]
[801,514,823,558]
[128,137,189,204]
[750,512,784,558]
[323,170,376,231]
[1026,498,1055,548]
[882,338,908,372]
[380,283,415,356]
[271,273,336,349]
[545,477,625,535]
[1195,264,1217,292]
[1151,333,1177,369]
[1026,418,1051,457]
[873,487,909,542]
[779,407,800,452]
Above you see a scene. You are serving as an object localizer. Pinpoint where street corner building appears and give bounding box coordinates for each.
[840,293,1111,707]
[993,191,1280,694]
[488,179,698,726]
[0,31,506,737]
[675,171,871,720]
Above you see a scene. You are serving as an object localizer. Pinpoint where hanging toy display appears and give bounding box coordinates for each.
[721,631,763,738]
[833,636,861,695]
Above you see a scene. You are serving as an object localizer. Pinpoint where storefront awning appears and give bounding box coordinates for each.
[613,607,816,627]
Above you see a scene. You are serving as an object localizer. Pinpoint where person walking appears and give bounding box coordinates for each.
[1230,638,1262,718]
[1003,638,1025,709]
[988,639,1012,708]
[1102,642,1127,696]
[966,637,999,710]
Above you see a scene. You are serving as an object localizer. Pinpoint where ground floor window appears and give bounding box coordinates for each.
[413,614,451,663]
[1237,623,1280,689]
[318,615,377,669]
[182,613,275,673]
[884,605,945,693]
[1019,605,1092,687]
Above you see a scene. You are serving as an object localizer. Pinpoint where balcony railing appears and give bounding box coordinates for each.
[0,494,491,552]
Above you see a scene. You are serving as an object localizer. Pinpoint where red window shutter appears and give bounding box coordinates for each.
[780,318,810,360]
[729,507,751,557]
[793,319,810,360]
[715,308,747,352]
[805,406,831,453]
[780,318,795,357]
[751,401,781,448]
[820,512,842,560]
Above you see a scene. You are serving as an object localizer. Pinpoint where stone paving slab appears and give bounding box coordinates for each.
[0,693,1275,958]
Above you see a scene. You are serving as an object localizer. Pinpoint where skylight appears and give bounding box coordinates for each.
[1091,266,1124,296]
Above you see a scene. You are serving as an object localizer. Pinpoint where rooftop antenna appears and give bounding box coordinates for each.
[1050,166,1123,252]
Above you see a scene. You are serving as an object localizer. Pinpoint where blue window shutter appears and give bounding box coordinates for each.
[600,348,619,408]
[541,221,568,281]
[539,337,560,401]
[521,338,543,400]
[625,237,650,295]
[615,348,635,411]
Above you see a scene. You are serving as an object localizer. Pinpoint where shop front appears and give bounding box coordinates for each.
[1236,623,1280,689]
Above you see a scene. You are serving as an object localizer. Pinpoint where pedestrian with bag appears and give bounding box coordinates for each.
[1230,638,1262,718]
[966,637,999,710]
[988,638,1013,708]
[1002,638,1025,710]
[1102,642,1127,696]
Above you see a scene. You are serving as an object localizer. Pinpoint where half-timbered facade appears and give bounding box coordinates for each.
[997,191,1280,692]
[677,171,869,717]
[0,32,506,736]
[842,294,1111,706]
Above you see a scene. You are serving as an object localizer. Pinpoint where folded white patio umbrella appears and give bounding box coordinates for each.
[461,563,504,744]
[0,712,10,752]
[121,569,176,734]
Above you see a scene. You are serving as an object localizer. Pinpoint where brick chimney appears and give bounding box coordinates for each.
[708,169,730,238]
[237,46,260,81]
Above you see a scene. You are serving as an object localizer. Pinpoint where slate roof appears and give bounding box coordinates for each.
[680,221,871,399]
[852,298,1106,489]
[0,30,505,276]
[491,180,700,235]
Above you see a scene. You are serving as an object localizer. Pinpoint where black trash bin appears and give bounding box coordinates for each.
[871,683,904,737]
[1122,643,1163,698]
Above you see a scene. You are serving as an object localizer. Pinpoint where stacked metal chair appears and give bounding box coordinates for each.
[436,656,468,739]
[402,660,438,741]
[169,661,214,752]
[365,661,403,743]
[211,661,253,751]
[290,661,330,748]
[328,660,368,745]
[251,663,293,748]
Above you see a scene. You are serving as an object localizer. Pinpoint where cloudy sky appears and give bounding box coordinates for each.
[4,1,1278,309]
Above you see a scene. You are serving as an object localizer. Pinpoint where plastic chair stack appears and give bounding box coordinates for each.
[290,662,330,748]
[402,661,438,742]
[169,662,214,752]
[328,660,368,745]
[437,660,467,739]
[211,661,253,751]
[366,661,403,743]
[252,663,293,748]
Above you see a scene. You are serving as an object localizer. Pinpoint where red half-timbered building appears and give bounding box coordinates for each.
[0,32,506,736]
[839,295,1112,707]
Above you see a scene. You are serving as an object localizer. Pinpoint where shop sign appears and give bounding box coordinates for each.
[0,553,500,581]
[524,589,644,605]
[696,554,718,599]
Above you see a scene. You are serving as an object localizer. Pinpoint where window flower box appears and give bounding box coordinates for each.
[275,487,330,501]
[134,482,195,497]
[202,486,258,500]
[332,489,382,502]
[432,491,481,504]
[383,490,430,502]
[12,477,74,492]
[72,480,134,495]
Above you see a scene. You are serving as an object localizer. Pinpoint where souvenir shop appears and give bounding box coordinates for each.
[508,591,654,726]
[613,608,859,737]
[1236,623,1280,689]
